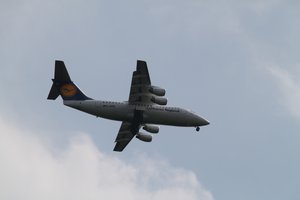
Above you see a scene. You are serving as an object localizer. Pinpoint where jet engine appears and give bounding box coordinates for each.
[143,124,159,134]
[151,97,167,105]
[136,133,152,142]
[149,86,166,96]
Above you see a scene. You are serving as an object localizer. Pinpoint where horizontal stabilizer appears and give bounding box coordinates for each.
[47,82,60,100]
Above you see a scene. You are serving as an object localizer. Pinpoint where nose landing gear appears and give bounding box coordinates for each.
[196,126,200,132]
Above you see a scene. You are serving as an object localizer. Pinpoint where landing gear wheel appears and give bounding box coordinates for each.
[196,126,200,132]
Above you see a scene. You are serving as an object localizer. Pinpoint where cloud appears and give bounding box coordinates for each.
[0,117,213,200]
[268,66,300,119]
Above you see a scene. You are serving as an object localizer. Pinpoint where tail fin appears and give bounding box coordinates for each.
[47,60,92,100]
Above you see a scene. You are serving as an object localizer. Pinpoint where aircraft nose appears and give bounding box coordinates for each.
[197,116,210,126]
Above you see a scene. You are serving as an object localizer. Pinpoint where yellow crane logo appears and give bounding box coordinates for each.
[60,84,77,97]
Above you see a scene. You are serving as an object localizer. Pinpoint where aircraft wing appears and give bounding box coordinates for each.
[114,60,166,151]
[113,122,139,152]
[128,60,154,104]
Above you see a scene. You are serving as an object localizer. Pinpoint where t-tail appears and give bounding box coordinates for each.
[47,60,92,101]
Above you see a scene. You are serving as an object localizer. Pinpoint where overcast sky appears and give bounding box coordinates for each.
[1,1,300,199]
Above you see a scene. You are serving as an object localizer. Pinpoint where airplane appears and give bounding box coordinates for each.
[47,60,209,151]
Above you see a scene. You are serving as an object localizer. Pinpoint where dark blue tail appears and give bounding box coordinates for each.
[47,60,92,101]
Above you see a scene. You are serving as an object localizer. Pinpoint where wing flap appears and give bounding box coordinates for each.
[113,122,136,152]
[128,60,153,104]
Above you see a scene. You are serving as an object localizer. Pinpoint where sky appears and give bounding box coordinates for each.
[0,0,300,199]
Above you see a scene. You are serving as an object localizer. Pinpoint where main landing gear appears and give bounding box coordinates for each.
[196,126,200,132]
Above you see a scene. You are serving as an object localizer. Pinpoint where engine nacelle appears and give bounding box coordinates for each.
[149,86,166,96]
[143,124,159,134]
[136,133,152,142]
[151,97,167,105]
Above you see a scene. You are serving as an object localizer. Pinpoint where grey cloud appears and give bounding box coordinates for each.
[268,65,300,120]
[0,117,213,200]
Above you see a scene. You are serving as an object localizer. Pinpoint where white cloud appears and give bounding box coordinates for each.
[268,66,300,119]
[0,117,213,200]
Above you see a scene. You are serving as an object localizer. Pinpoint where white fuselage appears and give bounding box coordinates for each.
[64,100,209,127]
